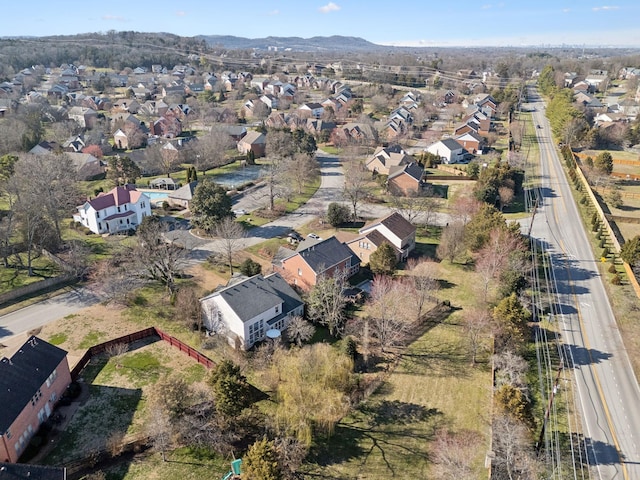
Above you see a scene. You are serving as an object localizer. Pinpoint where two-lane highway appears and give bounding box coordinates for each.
[527,86,640,479]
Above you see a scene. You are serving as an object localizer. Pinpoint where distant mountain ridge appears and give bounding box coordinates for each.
[196,35,384,52]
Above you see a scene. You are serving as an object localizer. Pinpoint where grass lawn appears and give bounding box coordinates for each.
[0,254,60,294]
[302,258,492,479]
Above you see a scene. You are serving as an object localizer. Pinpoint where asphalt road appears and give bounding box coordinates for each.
[0,287,99,342]
[527,87,640,479]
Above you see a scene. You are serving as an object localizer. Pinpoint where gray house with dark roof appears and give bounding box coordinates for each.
[0,337,72,463]
[200,273,304,349]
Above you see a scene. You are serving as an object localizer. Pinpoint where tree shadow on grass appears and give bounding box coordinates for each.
[308,401,445,477]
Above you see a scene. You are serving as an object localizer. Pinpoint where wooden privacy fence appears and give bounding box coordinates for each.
[71,326,215,380]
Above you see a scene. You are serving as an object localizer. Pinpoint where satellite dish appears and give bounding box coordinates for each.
[266,329,281,339]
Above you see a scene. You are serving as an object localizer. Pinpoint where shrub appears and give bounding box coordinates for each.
[602,248,609,258]
[608,264,617,274]
[599,238,606,248]
[240,258,262,276]
[591,212,599,227]
[612,274,622,285]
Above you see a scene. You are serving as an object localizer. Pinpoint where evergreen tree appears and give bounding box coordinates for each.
[208,360,252,417]
[243,437,282,480]
[369,242,398,275]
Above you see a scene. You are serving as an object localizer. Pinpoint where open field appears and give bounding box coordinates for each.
[302,257,493,479]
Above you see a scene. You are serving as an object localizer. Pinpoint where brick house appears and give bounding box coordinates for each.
[273,236,359,291]
[357,212,416,261]
[0,337,72,463]
[237,131,266,157]
[73,185,151,235]
[200,273,304,350]
[0,462,66,478]
[387,162,424,196]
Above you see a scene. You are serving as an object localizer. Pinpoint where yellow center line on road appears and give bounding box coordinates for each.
[545,141,629,480]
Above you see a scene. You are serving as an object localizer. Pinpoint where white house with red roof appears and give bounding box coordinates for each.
[73,185,151,235]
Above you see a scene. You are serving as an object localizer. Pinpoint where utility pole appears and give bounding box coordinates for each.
[536,355,564,455]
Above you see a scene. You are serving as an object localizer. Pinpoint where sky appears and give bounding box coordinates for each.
[3,1,640,47]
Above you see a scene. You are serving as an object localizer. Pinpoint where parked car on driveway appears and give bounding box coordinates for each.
[233,209,247,216]
[288,231,303,242]
[307,233,320,239]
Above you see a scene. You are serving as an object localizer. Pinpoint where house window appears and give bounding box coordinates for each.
[248,319,265,345]
[98,222,102,230]
[46,369,57,388]
[117,206,121,212]
[96,211,100,218]
[275,305,280,314]
[297,268,302,276]
[5,428,11,439]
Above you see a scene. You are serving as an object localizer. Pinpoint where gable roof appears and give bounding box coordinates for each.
[360,212,416,240]
[286,236,355,274]
[86,185,144,211]
[0,337,68,432]
[168,181,198,201]
[388,162,423,183]
[241,130,266,145]
[439,138,464,151]
[205,273,303,323]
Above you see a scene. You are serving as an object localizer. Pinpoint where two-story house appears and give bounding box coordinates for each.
[348,212,416,263]
[365,145,412,176]
[0,337,72,463]
[200,273,304,350]
[273,236,360,291]
[425,138,467,164]
[73,185,151,235]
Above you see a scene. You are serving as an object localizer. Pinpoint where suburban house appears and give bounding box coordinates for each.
[298,102,325,119]
[356,212,416,262]
[168,181,198,209]
[455,130,484,154]
[273,236,360,291]
[387,162,425,196]
[200,273,304,350]
[73,185,151,235]
[426,138,466,164]
[0,336,72,463]
[237,131,266,157]
[64,152,105,181]
[366,145,412,175]
[67,106,97,128]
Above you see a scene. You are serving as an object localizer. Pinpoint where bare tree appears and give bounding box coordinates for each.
[365,275,413,353]
[213,216,246,275]
[498,186,515,212]
[391,191,439,226]
[188,126,234,174]
[285,315,316,347]
[130,216,189,292]
[146,405,172,462]
[105,342,129,368]
[405,258,439,321]
[343,160,371,221]
[462,308,492,365]
[436,220,466,263]
[491,414,540,480]
[493,350,528,389]
[475,228,524,302]
[175,286,203,330]
[285,153,319,194]
[431,428,482,480]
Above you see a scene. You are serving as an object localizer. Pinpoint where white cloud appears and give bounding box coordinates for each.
[592,5,620,11]
[318,2,341,13]
[102,14,126,22]
[267,9,280,16]
[481,4,492,9]
[175,10,187,17]
[562,8,571,13]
